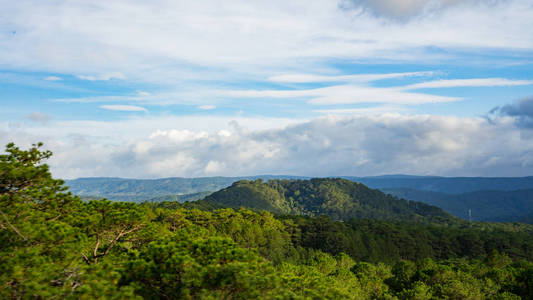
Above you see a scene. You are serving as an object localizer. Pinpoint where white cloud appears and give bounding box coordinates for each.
[137,91,151,97]
[198,105,216,110]
[99,105,147,112]
[77,72,125,81]
[44,76,62,81]
[205,160,226,174]
[53,91,207,106]
[150,129,208,142]
[314,106,407,115]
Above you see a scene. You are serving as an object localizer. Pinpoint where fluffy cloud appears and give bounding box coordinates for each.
[2,113,532,178]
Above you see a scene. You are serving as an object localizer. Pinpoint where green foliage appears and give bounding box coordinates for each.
[121,236,280,299]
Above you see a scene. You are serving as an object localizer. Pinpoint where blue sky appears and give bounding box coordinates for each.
[1,0,533,178]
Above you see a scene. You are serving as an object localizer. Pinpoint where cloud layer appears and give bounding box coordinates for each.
[1,0,531,83]
[2,113,532,179]
[342,0,506,20]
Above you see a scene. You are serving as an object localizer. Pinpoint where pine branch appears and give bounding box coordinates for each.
[0,209,27,241]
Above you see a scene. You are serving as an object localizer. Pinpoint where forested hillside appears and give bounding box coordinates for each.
[199,178,454,222]
[2,143,533,299]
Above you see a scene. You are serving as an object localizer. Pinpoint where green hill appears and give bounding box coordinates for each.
[199,178,454,222]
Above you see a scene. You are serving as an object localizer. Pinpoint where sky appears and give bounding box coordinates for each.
[1,0,533,179]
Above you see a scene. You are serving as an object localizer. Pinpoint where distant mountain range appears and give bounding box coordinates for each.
[348,175,533,194]
[66,175,533,223]
[66,175,304,202]
[382,188,533,223]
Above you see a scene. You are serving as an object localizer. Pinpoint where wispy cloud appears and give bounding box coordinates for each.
[53,91,204,106]
[314,106,407,115]
[51,73,532,109]
[77,72,125,81]
[44,76,62,81]
[268,71,434,83]
[226,84,460,105]
[0,0,531,84]
[99,105,147,112]
[198,105,216,110]
[225,75,532,106]
[404,78,533,90]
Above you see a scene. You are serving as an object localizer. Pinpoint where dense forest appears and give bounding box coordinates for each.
[2,143,533,299]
